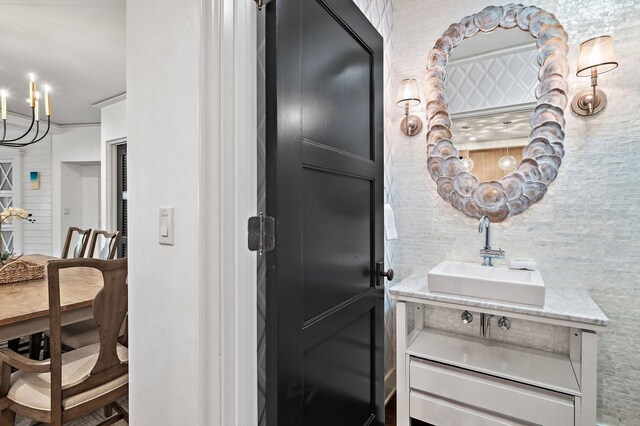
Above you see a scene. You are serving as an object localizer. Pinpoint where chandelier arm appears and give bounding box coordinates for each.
[0,108,36,143]
[1,117,50,148]
[2,121,5,141]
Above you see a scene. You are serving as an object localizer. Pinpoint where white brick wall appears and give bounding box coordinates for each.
[391,0,640,424]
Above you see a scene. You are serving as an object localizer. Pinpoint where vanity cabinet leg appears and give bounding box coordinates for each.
[396,301,409,426]
[581,331,597,425]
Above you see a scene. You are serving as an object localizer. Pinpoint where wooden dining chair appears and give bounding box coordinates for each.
[32,227,92,359]
[61,227,92,259]
[46,230,124,354]
[0,258,129,426]
[88,230,121,260]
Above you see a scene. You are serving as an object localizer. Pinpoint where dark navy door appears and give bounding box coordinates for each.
[265,0,384,424]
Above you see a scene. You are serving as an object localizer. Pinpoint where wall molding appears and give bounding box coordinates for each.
[92,93,127,109]
[205,0,257,425]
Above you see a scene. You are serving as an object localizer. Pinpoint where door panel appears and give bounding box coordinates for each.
[303,168,372,321]
[301,0,372,159]
[303,311,374,426]
[266,0,384,424]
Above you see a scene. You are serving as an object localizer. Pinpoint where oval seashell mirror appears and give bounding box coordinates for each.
[424,4,569,222]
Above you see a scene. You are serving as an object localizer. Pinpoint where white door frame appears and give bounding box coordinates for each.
[206,1,257,425]
[104,136,126,233]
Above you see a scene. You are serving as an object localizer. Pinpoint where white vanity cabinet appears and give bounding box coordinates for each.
[391,273,609,426]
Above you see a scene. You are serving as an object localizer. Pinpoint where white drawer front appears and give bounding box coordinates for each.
[410,390,532,426]
[410,358,574,426]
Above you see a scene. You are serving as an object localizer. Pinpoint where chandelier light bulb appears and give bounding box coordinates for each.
[1,91,6,121]
[498,155,517,171]
[461,157,475,171]
[44,86,51,117]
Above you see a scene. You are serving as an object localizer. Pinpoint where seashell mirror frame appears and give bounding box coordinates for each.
[425,5,569,222]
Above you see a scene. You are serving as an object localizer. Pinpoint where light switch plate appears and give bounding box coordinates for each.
[159,207,174,245]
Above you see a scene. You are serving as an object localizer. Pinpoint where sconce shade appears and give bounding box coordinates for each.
[576,35,618,77]
[396,78,421,107]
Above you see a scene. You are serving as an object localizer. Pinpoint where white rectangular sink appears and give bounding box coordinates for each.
[428,261,545,307]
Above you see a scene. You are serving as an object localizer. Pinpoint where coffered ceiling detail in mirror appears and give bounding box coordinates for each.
[425,5,568,222]
[447,47,537,113]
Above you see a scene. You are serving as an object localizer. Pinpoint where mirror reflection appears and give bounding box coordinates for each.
[445,28,537,183]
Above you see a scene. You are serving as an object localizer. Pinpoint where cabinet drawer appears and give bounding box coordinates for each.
[410,390,533,426]
[410,357,574,426]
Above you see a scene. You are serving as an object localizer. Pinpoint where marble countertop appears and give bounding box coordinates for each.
[390,269,610,329]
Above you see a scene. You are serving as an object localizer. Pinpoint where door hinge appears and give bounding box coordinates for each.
[254,0,272,11]
[248,212,275,255]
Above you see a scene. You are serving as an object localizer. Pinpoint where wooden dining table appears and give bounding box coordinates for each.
[0,254,104,343]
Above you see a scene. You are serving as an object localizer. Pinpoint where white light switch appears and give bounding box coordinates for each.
[159,207,174,245]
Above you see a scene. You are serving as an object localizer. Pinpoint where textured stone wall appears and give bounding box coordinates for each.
[391,1,640,424]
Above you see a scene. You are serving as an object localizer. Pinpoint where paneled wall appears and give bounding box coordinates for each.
[392,0,640,424]
[21,138,53,255]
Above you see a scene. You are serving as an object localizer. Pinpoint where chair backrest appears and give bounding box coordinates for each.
[88,230,121,260]
[47,258,128,419]
[61,227,92,259]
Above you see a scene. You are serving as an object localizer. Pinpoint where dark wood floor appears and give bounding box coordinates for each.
[385,393,397,425]
[385,393,430,425]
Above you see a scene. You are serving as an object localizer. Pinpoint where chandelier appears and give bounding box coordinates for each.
[460,125,475,171]
[0,73,51,148]
[461,156,475,171]
[498,120,516,172]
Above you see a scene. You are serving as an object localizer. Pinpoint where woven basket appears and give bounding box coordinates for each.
[0,259,45,285]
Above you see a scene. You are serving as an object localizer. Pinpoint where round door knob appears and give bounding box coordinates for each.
[380,268,394,281]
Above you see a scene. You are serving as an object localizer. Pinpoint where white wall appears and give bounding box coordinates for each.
[128,1,209,424]
[59,162,101,251]
[60,164,83,241]
[51,126,101,256]
[392,0,640,424]
[101,100,127,143]
[128,1,257,424]
[81,164,100,230]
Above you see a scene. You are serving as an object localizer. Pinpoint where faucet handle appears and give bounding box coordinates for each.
[480,248,506,259]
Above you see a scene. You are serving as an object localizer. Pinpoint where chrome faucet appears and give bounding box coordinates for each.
[478,215,505,267]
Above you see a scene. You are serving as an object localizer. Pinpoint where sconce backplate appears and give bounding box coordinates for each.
[401,114,423,136]
[571,88,607,116]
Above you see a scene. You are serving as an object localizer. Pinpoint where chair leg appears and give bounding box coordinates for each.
[104,403,113,417]
[28,333,42,360]
[112,401,129,423]
[6,340,18,352]
[96,413,124,426]
[42,335,50,360]
[0,408,16,426]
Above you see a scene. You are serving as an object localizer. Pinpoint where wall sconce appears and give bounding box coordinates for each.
[396,78,422,136]
[571,35,618,116]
